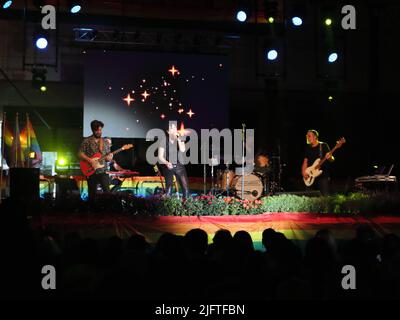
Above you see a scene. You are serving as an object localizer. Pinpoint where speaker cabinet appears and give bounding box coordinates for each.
[10,168,40,201]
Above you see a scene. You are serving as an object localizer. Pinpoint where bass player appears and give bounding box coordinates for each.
[301,129,334,195]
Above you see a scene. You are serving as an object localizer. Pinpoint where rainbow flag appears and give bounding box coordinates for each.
[1,114,13,166]
[10,113,25,167]
[20,114,42,168]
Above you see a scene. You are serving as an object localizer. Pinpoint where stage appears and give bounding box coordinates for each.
[39,175,211,199]
[32,212,400,251]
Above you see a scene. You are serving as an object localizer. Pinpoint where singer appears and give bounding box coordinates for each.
[158,122,190,198]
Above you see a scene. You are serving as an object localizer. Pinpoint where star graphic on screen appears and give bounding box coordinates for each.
[187,109,195,118]
[123,93,134,106]
[141,90,150,100]
[168,65,179,77]
[178,122,186,136]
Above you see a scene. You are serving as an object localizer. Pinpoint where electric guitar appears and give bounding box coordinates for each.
[303,137,346,186]
[80,144,133,177]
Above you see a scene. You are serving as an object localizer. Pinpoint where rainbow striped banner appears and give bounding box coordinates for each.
[35,213,400,250]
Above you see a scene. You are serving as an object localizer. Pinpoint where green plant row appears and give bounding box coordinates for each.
[126,192,400,216]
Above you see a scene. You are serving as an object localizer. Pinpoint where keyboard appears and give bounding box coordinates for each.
[355,175,397,183]
[107,170,140,177]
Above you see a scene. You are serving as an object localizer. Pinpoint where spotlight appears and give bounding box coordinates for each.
[236,10,247,22]
[321,4,336,28]
[292,17,303,26]
[328,95,333,102]
[2,1,12,9]
[35,36,48,50]
[236,0,251,22]
[328,52,338,63]
[267,49,278,61]
[69,0,82,14]
[32,68,47,92]
[29,151,36,159]
[264,0,278,23]
[325,18,332,26]
[290,2,305,27]
[57,158,67,166]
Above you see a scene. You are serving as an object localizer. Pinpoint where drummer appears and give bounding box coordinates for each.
[253,152,272,195]
[254,152,271,176]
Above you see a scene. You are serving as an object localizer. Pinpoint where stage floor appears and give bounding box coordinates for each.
[32,213,400,251]
[39,176,211,199]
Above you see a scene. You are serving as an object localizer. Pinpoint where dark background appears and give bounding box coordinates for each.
[1,0,399,192]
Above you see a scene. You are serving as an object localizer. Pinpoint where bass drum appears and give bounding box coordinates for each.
[232,173,264,201]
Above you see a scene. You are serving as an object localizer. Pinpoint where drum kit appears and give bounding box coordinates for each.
[203,126,283,200]
[210,156,276,201]
[214,168,272,200]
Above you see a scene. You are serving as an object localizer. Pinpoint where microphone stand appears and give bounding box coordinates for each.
[241,123,246,199]
[271,142,284,193]
[211,154,214,196]
[203,162,206,195]
[201,139,207,195]
[226,163,230,196]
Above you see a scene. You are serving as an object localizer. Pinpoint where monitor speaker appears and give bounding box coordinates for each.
[10,168,40,201]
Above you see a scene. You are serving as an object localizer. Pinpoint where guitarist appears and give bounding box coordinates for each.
[79,120,113,200]
[301,129,334,195]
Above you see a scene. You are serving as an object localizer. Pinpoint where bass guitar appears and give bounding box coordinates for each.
[303,137,346,186]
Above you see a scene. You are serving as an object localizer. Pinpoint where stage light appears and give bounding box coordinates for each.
[236,0,251,22]
[290,2,305,27]
[325,18,332,26]
[35,37,48,50]
[32,68,47,92]
[292,17,303,26]
[328,52,338,63]
[236,10,247,22]
[264,0,278,23]
[267,49,278,61]
[29,151,36,159]
[57,158,67,166]
[328,95,333,102]
[69,0,82,14]
[2,1,12,9]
